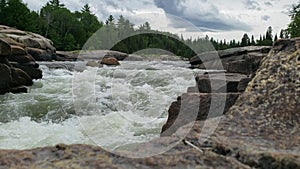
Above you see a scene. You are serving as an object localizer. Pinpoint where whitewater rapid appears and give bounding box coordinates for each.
[0,61,202,150]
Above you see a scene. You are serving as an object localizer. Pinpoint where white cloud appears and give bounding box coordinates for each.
[22,0,299,41]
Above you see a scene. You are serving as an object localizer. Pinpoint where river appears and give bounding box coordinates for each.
[0,60,202,151]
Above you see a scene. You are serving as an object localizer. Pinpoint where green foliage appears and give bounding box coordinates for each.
[0,0,280,55]
[0,0,103,51]
[241,33,250,46]
[287,3,300,38]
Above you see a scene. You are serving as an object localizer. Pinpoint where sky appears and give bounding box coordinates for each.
[23,0,297,41]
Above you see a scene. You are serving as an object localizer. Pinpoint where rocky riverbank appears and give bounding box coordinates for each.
[0,25,52,94]
[0,38,298,168]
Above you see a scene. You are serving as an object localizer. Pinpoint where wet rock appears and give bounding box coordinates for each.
[8,54,34,63]
[13,63,42,79]
[10,67,33,87]
[100,57,120,66]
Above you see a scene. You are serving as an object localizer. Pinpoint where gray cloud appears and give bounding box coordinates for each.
[261,15,270,21]
[154,0,252,31]
[264,2,273,6]
[245,0,261,10]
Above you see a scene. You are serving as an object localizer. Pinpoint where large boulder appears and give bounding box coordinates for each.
[0,26,45,94]
[0,25,56,61]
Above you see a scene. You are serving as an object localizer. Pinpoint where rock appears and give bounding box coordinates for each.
[161,93,240,136]
[170,38,300,167]
[226,60,252,75]
[104,51,128,60]
[0,26,43,92]
[11,45,26,55]
[0,64,12,89]
[27,47,53,61]
[8,54,34,63]
[86,60,99,67]
[190,46,271,65]
[237,77,252,92]
[0,29,27,36]
[10,68,33,87]
[10,61,39,69]
[100,57,120,66]
[55,51,78,61]
[187,86,198,93]
[196,73,248,93]
[125,54,144,61]
[13,63,42,79]
[0,25,56,61]
[190,46,271,70]
[0,38,11,56]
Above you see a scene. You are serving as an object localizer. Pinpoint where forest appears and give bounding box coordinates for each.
[0,0,299,57]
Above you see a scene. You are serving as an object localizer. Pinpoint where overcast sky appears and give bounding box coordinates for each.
[23,0,297,41]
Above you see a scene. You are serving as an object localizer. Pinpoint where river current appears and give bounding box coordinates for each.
[0,61,202,150]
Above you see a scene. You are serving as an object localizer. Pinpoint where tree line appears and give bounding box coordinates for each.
[0,0,299,57]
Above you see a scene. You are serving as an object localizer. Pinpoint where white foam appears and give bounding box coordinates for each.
[0,61,204,150]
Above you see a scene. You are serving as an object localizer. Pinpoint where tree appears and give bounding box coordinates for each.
[287,3,300,37]
[280,29,284,38]
[274,34,278,42]
[241,33,250,46]
[0,0,33,30]
[0,0,7,24]
[106,15,114,25]
[266,26,273,41]
[251,35,256,45]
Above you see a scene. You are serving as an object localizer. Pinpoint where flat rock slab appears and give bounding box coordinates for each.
[195,73,248,93]
[190,46,271,65]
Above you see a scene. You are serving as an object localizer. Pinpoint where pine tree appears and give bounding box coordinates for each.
[280,29,284,39]
[287,3,300,37]
[274,34,278,42]
[251,35,256,45]
[241,33,250,46]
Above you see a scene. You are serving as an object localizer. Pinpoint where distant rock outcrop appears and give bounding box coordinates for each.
[190,46,272,75]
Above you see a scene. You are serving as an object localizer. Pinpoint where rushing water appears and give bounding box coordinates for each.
[0,61,201,150]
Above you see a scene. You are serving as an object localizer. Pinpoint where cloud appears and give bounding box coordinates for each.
[261,15,270,21]
[154,0,252,31]
[264,2,273,6]
[244,0,261,10]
